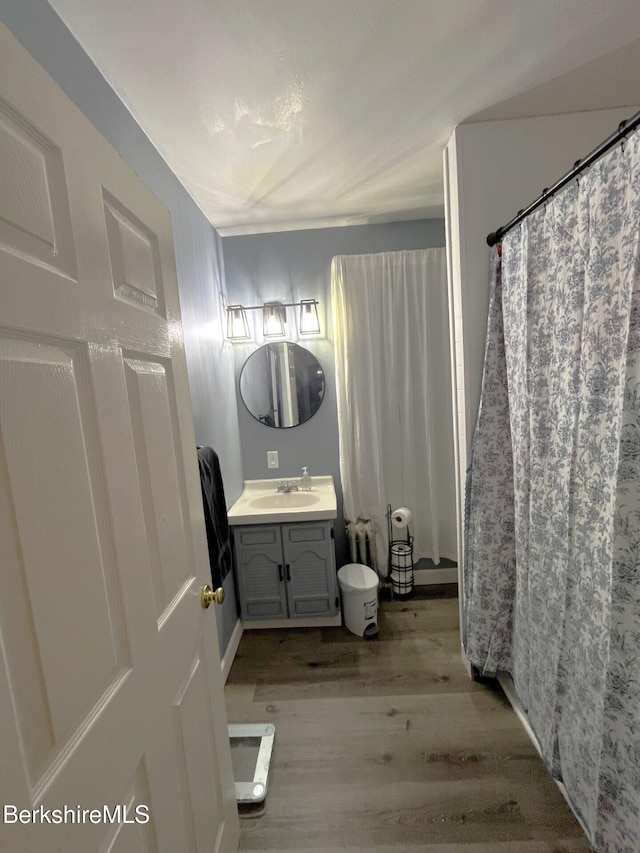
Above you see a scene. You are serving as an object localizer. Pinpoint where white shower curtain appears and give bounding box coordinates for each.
[331,248,456,574]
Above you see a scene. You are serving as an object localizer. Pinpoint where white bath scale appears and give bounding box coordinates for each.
[228,723,275,803]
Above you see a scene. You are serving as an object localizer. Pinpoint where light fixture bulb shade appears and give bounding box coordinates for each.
[263,302,285,337]
[299,299,320,334]
[226,305,250,340]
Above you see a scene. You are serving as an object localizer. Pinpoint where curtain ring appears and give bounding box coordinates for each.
[574,160,582,184]
[619,120,628,152]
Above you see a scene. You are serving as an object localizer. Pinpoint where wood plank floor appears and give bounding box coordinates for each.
[224,593,593,852]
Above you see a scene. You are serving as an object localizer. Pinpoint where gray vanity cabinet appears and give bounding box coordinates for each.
[234,521,338,623]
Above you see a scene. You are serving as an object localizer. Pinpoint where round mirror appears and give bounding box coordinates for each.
[239,343,325,428]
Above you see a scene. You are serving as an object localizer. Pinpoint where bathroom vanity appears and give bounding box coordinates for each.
[228,476,341,628]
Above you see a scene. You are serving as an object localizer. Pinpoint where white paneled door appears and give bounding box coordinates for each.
[0,24,239,853]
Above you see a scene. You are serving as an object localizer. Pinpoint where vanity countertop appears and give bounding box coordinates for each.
[228,475,337,525]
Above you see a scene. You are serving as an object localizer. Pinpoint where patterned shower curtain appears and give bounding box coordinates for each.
[465,131,640,851]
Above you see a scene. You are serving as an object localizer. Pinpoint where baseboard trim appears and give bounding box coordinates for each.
[414,567,458,585]
[221,618,243,684]
[243,614,343,630]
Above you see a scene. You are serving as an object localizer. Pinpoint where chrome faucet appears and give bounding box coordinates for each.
[276,480,299,493]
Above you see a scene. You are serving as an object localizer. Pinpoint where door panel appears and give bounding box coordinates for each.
[173,647,225,851]
[123,355,192,621]
[103,190,165,317]
[0,98,76,278]
[235,525,288,620]
[0,23,238,853]
[0,334,130,775]
[283,522,337,617]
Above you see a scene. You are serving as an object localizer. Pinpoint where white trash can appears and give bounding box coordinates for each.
[337,563,379,638]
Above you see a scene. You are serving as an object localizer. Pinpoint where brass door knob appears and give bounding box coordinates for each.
[201,584,225,609]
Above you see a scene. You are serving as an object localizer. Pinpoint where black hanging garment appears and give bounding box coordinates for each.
[197,446,233,589]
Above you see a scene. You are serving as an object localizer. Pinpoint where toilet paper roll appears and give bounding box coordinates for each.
[391,506,413,529]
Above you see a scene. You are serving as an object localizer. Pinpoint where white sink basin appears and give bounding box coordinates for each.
[249,492,321,509]
[228,476,337,525]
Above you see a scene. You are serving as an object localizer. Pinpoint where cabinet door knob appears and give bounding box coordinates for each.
[278,563,283,582]
[286,563,291,581]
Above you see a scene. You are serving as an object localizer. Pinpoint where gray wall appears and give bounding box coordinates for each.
[2,1,243,655]
[222,219,446,565]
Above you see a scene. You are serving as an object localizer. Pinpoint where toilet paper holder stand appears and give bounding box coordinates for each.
[387,504,414,599]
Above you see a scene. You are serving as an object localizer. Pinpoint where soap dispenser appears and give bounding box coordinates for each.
[300,466,312,490]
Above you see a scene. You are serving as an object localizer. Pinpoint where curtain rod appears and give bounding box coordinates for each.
[486,108,640,247]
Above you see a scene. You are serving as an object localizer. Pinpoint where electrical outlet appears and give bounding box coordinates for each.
[267,451,279,469]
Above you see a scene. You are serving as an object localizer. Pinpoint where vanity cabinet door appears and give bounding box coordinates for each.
[234,525,288,620]
[282,522,338,618]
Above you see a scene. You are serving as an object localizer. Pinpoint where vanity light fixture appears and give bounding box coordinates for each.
[225,300,321,341]
[299,299,320,335]
[262,302,286,338]
[226,305,251,341]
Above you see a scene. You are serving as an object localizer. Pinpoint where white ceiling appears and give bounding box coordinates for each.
[47,0,640,235]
